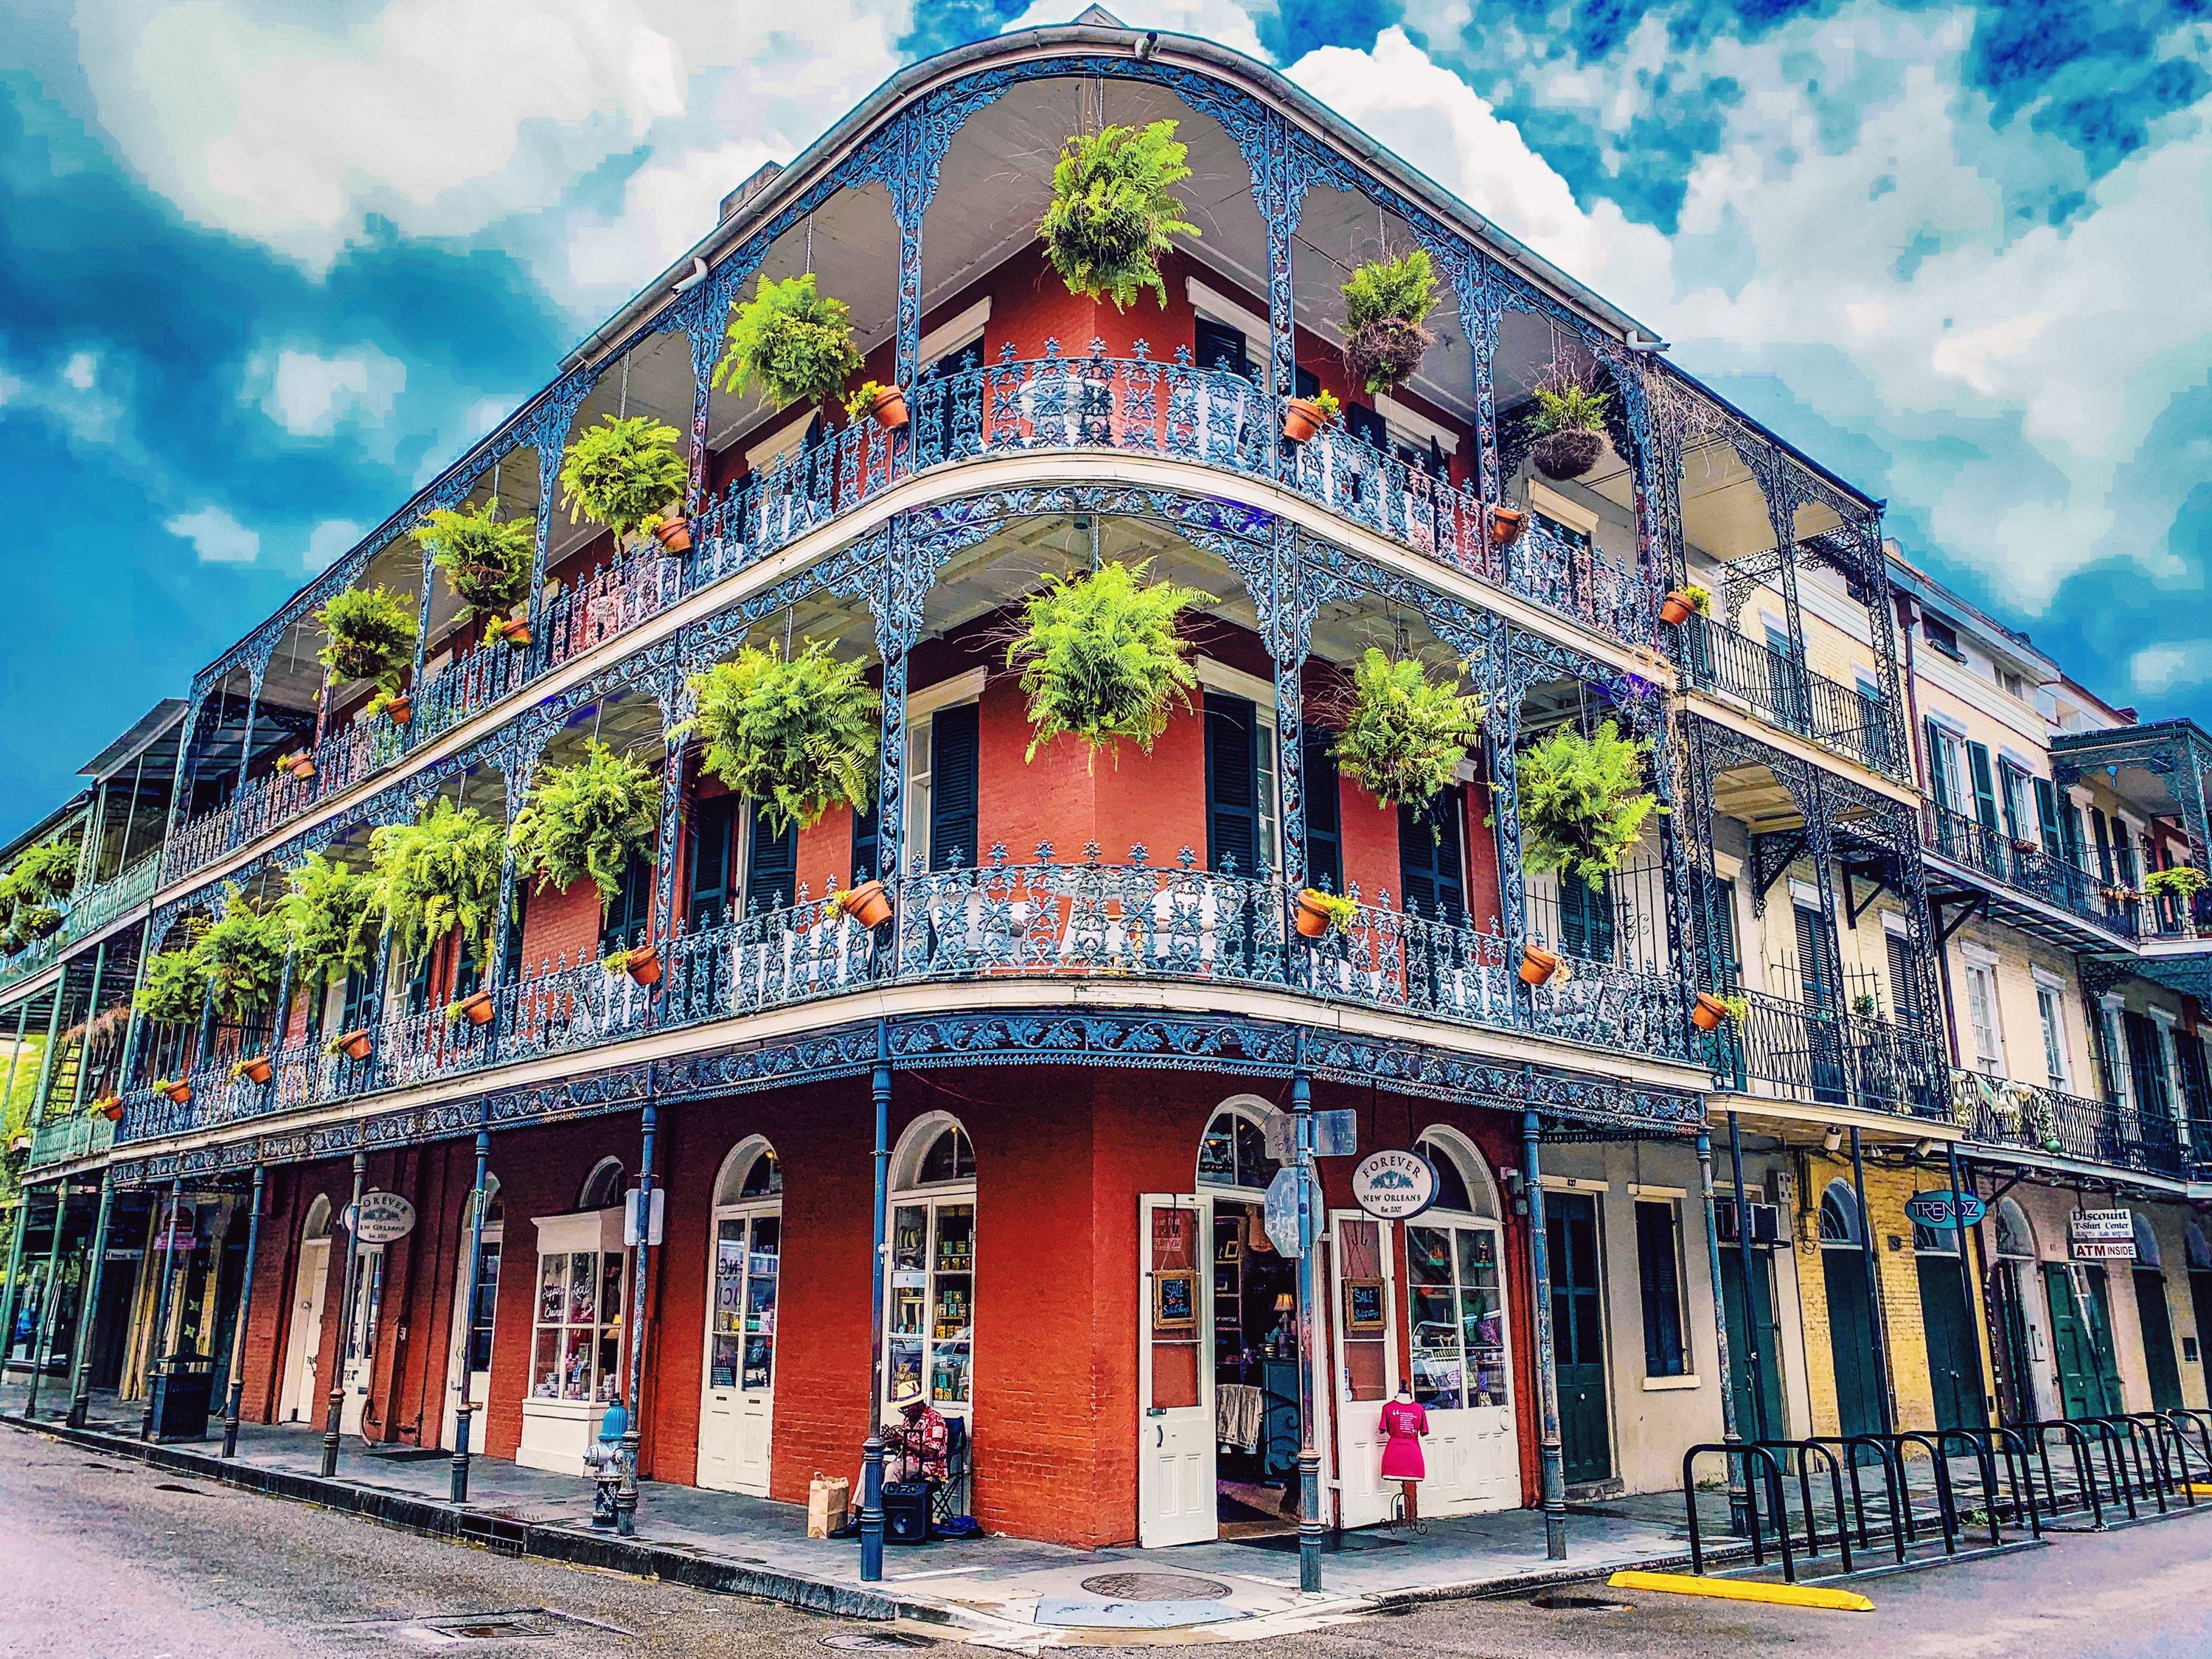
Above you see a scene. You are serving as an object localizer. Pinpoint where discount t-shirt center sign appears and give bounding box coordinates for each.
[2068,1208,2137,1261]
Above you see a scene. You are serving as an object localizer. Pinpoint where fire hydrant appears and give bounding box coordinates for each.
[588,1401,629,1530]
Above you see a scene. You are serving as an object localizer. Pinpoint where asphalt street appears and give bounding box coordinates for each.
[5,1421,2212,1658]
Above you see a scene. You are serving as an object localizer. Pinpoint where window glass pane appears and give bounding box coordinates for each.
[1635,1200,1687,1377]
[1197,1114,1237,1185]
[1407,1226,1453,1287]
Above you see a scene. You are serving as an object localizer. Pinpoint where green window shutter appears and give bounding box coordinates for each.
[1967,742,2000,834]
[1924,718,1952,810]
[2033,776,2065,859]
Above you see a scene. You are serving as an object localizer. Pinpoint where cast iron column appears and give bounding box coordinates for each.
[220,1164,265,1457]
[24,1180,69,1418]
[860,1019,891,1583]
[1696,1130,1747,1535]
[451,1113,492,1501]
[68,1172,114,1427]
[1725,1110,1771,1444]
[0,1187,31,1391]
[614,1099,658,1537]
[140,1178,183,1441]
[1848,1127,1896,1436]
[1947,1141,1993,1426]
[1291,1037,1324,1592]
[321,1152,367,1475]
[1522,1110,1567,1559]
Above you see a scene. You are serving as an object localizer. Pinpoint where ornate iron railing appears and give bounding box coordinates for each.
[1947,1067,2183,1176]
[1708,987,1944,1119]
[1678,615,1896,776]
[0,849,164,1001]
[116,848,1705,1146]
[1921,802,2129,936]
[25,1111,113,1169]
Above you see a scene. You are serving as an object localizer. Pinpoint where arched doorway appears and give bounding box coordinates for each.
[2131,1213,2185,1412]
[1989,1198,2048,1424]
[2187,1222,2212,1402]
[441,1178,503,1453]
[279,1194,332,1425]
[1913,1206,1981,1431]
[1402,1130,1517,1517]
[698,1138,782,1495]
[885,1116,975,1425]
[1818,1182,1886,1439]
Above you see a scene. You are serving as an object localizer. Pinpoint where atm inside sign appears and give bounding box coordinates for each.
[2069,1208,2137,1261]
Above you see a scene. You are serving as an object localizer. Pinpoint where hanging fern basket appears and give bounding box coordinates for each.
[1038,121,1199,311]
[1533,428,1603,481]
[1007,560,1202,765]
[675,641,882,835]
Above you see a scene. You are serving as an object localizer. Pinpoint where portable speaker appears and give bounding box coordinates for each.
[883,1481,933,1544]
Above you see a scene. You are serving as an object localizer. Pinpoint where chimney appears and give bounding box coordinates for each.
[720,161,785,224]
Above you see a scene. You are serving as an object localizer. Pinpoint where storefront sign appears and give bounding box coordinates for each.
[346,1191,417,1245]
[2069,1208,2136,1261]
[1351,1150,1437,1220]
[1903,1189,1986,1230]
[623,1187,665,1247]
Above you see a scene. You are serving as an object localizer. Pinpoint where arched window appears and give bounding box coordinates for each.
[713,1140,781,1208]
[1995,1197,2036,1260]
[887,1114,975,1417]
[1405,1126,1511,1416]
[918,1127,976,1186]
[580,1158,626,1211]
[706,1137,782,1445]
[2132,1212,2162,1268]
[1818,1182,1863,1247]
[1197,1100,1280,1192]
[2185,1221,2211,1273]
[302,1193,332,1240]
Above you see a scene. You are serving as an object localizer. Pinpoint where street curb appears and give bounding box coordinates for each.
[4,1413,924,1624]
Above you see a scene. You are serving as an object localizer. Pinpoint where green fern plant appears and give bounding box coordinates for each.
[509,742,664,911]
[557,415,689,542]
[369,798,505,969]
[135,943,212,1026]
[317,585,419,686]
[713,274,864,410]
[1515,720,1661,888]
[1530,380,1610,436]
[1330,649,1486,810]
[4,840,78,906]
[676,641,881,835]
[279,852,380,995]
[2146,865,2208,899]
[1038,121,1199,311]
[412,499,533,622]
[1340,248,1439,394]
[195,887,285,1023]
[0,905,61,954]
[1007,560,1202,764]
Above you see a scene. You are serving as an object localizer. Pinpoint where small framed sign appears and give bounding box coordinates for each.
[1343,1277,1386,1332]
[1153,1270,1197,1331]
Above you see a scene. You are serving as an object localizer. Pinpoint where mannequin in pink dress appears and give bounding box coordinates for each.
[1378,1382,1429,1524]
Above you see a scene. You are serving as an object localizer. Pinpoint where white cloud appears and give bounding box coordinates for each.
[1000,0,1268,61]
[61,351,97,391]
[249,344,407,437]
[305,519,364,573]
[2132,642,2212,695]
[566,137,782,294]
[167,505,260,563]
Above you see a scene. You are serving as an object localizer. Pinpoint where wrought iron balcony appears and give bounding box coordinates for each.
[1946,1067,2183,1178]
[0,848,161,1000]
[1921,802,2138,937]
[1676,614,1897,776]
[1706,987,1946,1119]
[117,848,1694,1147]
[158,347,1655,891]
[25,1110,114,1169]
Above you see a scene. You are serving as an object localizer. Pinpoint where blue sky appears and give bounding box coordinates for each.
[1,0,2209,838]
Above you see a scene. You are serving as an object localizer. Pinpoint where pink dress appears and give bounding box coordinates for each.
[1378,1398,1428,1480]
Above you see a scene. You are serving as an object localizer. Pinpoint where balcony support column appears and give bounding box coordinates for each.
[1484,655,1539,1016]
[613,1099,658,1537]
[451,1107,491,1500]
[220,1163,264,1457]
[0,1188,28,1388]
[1270,518,1307,888]
[860,1019,891,1583]
[30,967,69,1127]
[524,375,596,641]
[1848,1126,1898,1436]
[649,678,693,968]
[22,1180,67,1418]
[66,1171,112,1429]
[320,1151,366,1475]
[1697,1130,1750,1535]
[226,652,273,849]
[870,516,931,888]
[160,683,215,874]
[1944,1141,1993,1427]
[141,1177,184,1442]
[490,731,550,1045]
[1521,1110,1568,1559]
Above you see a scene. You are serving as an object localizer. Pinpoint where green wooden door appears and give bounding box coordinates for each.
[1822,1248,1886,1439]
[2045,1264,2126,1419]
[2133,1268,2185,1413]
[1991,1260,2041,1425]
[2191,1270,2212,1400]
[1545,1192,1613,1484]
[1916,1255,1983,1430]
[1719,1247,1787,1444]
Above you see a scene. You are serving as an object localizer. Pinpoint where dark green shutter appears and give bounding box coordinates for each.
[1397,787,1465,919]
[1303,728,1343,895]
[1205,693,1259,877]
[1560,871,1615,963]
[745,804,796,914]
[1924,718,1952,810]
[928,703,979,872]
[2034,776,2065,859]
[1967,742,2000,834]
[687,793,737,932]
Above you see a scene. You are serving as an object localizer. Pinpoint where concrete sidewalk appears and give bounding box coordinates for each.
[1,1374,1736,1647]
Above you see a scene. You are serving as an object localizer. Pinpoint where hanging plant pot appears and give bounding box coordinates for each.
[867,385,908,431]
[1532,428,1603,481]
[453,990,495,1027]
[832,880,893,929]
[95,1096,123,1123]
[279,751,316,782]
[1520,943,1562,987]
[605,944,661,987]
[1283,398,1324,443]
[335,1028,373,1062]
[159,1078,193,1105]
[1488,506,1527,546]
[652,515,693,554]
[1295,888,1357,939]
[381,692,413,726]
[239,1055,274,1085]
[1691,992,1731,1032]
[501,616,533,647]
[1660,592,1696,627]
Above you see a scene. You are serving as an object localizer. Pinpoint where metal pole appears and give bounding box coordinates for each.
[1522,1110,1567,1560]
[24,1181,69,1418]
[0,1189,30,1385]
[1291,1040,1325,1593]
[68,1173,114,1427]
[451,1113,491,1501]
[614,1100,658,1537]
[321,1152,366,1475]
[220,1164,265,1457]
[1946,1143,1992,1427]
[860,1020,891,1582]
[1726,1110,1771,1444]
[140,1178,183,1441]
[1848,1127,1896,1436]
[1697,1129,1748,1535]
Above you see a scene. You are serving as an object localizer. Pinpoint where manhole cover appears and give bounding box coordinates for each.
[1531,1593,1635,1611]
[1078,1573,1231,1602]
[820,1634,936,1651]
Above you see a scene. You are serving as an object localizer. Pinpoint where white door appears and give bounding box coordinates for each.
[281,1238,330,1423]
[441,1217,502,1451]
[1329,1212,1399,1528]
[340,1245,383,1438]
[1138,1194,1216,1548]
[698,1208,781,1494]
[1404,1217,1517,1514]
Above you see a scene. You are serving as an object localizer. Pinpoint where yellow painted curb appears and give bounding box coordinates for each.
[1607,1571,1874,1613]
[2184,1485,2212,1498]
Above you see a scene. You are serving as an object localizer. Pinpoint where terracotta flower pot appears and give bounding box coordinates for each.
[241,1056,274,1085]
[1660,591,1698,627]
[1282,398,1326,444]
[623,945,661,987]
[456,990,495,1027]
[1533,428,1602,481]
[97,1097,123,1123]
[1691,992,1730,1032]
[383,693,412,726]
[1488,506,1527,546]
[653,516,693,554]
[1294,890,1338,939]
[337,1029,372,1062]
[1520,944,1562,987]
[501,617,533,647]
[869,386,910,431]
[161,1080,193,1105]
[840,880,893,929]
